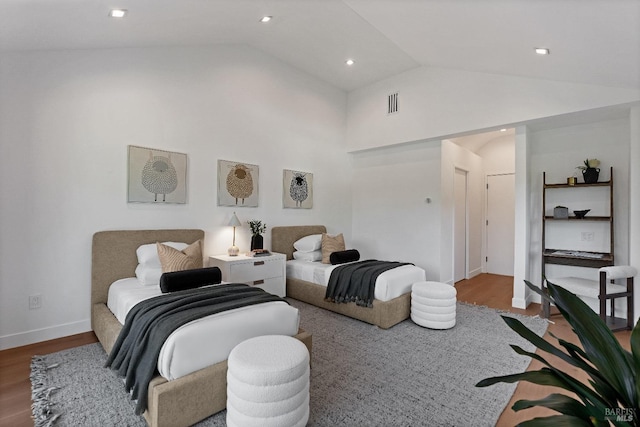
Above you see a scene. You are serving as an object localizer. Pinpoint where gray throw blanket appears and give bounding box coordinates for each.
[325,260,411,308]
[105,283,286,415]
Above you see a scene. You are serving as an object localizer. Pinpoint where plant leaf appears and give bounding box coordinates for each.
[552,336,619,407]
[502,315,593,372]
[502,316,565,356]
[512,394,592,419]
[477,368,570,389]
[545,281,637,408]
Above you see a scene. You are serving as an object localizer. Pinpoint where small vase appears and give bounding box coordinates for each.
[250,234,264,251]
[582,167,600,184]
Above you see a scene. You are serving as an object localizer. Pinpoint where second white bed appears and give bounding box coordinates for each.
[286,259,425,302]
[107,279,300,381]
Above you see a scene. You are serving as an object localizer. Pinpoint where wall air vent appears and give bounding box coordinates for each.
[387,92,399,115]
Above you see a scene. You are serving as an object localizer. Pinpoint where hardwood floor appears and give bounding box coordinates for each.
[0,332,97,427]
[0,274,632,426]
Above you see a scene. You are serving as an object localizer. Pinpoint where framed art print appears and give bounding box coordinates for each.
[217,160,259,207]
[283,169,313,209]
[128,145,187,203]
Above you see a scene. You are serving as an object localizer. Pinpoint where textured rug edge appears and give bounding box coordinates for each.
[458,300,551,327]
[30,355,62,427]
[457,301,551,423]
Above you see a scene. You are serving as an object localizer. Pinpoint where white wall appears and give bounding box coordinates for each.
[477,134,515,176]
[0,45,351,349]
[350,141,442,278]
[347,66,640,152]
[513,126,532,309]
[349,138,483,284]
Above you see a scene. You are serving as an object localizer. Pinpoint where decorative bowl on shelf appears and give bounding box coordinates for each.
[573,209,590,219]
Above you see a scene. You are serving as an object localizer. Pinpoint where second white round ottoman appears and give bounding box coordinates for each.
[226,335,310,427]
[411,281,457,329]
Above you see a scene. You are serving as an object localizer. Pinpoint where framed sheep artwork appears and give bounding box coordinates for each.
[283,169,313,209]
[217,159,259,207]
[127,145,187,204]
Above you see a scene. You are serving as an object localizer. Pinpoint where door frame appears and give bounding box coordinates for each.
[454,167,469,282]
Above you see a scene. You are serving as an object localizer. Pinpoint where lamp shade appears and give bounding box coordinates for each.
[228,212,241,227]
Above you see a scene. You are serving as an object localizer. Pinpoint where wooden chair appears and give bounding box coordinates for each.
[543,265,636,331]
[598,266,636,331]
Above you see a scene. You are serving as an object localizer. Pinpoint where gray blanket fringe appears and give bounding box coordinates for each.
[30,356,61,427]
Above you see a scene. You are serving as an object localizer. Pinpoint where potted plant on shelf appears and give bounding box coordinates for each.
[476,280,639,425]
[247,220,267,251]
[576,158,601,184]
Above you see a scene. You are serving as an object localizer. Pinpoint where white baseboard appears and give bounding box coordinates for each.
[511,296,528,310]
[0,319,91,351]
[526,291,541,306]
[468,268,482,279]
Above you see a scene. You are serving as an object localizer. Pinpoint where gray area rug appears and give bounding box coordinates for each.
[32,300,548,426]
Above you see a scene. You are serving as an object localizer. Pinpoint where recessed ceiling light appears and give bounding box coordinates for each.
[109,9,127,18]
[535,47,550,55]
[500,128,507,132]
[260,16,272,23]
[345,59,355,66]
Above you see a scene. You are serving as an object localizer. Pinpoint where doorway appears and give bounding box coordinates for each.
[486,173,515,275]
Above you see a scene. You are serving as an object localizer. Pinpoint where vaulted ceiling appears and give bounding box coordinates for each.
[1,0,639,92]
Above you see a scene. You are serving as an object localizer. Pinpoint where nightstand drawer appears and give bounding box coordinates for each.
[229,258,282,283]
[249,277,285,297]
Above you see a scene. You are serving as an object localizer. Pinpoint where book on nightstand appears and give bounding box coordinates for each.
[248,249,271,257]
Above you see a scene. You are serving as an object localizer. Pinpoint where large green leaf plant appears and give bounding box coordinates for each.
[476,280,639,426]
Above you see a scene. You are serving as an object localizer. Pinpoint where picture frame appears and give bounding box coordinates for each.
[283,169,313,209]
[127,145,187,204]
[217,159,259,207]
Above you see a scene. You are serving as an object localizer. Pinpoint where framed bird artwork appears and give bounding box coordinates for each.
[127,145,187,204]
[217,159,259,207]
[283,169,313,209]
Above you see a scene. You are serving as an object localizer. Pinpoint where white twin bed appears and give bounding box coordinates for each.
[286,259,424,302]
[107,278,299,381]
[92,229,311,427]
[272,225,426,329]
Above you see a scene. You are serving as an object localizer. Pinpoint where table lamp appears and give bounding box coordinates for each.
[228,212,241,256]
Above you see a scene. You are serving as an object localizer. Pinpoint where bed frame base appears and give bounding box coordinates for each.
[286,278,411,329]
[271,225,412,329]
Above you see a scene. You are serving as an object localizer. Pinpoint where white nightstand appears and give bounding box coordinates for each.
[209,252,286,297]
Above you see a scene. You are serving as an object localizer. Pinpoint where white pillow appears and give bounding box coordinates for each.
[135,264,163,286]
[292,250,322,262]
[293,234,322,252]
[136,242,188,266]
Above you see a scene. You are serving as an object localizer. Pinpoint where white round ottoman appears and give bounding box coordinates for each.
[226,335,310,427]
[411,281,457,329]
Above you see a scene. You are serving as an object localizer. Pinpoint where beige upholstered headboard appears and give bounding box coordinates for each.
[271,225,327,260]
[91,229,204,306]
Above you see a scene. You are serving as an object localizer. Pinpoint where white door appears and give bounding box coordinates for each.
[454,169,467,282]
[486,173,515,276]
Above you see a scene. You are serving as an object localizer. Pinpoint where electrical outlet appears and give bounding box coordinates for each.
[29,294,42,310]
[581,232,594,241]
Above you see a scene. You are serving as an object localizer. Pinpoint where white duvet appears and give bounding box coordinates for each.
[107,278,300,380]
[286,260,425,301]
